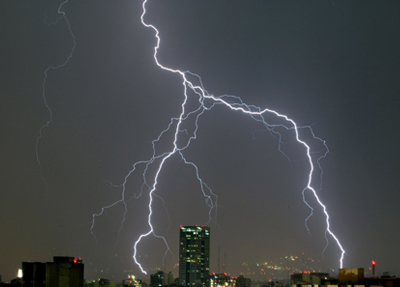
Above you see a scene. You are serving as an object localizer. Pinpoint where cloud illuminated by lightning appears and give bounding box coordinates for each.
[91,0,345,274]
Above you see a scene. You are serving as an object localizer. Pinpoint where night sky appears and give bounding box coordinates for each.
[1,0,400,283]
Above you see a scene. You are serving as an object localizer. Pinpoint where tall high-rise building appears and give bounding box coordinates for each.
[179,226,210,287]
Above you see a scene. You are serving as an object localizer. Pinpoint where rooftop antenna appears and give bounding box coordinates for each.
[218,245,220,274]
[372,260,376,278]
[223,251,226,274]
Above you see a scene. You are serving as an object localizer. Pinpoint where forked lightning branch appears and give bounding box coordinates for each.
[39,0,345,274]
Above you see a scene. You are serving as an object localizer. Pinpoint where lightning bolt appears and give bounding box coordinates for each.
[36,0,76,187]
[91,0,345,273]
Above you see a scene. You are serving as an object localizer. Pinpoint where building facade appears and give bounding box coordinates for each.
[290,272,329,285]
[22,256,83,287]
[179,226,210,287]
[151,271,174,287]
[235,276,251,287]
[338,268,364,285]
[209,273,236,287]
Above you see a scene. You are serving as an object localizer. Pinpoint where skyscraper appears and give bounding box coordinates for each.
[179,226,210,287]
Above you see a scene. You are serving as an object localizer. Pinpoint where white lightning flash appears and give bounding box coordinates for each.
[36,0,76,187]
[92,0,345,273]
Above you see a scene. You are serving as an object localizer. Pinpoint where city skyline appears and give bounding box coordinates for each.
[1,0,400,283]
[0,251,391,285]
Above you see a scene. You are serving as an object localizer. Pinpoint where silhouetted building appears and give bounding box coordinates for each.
[179,226,210,287]
[235,276,251,287]
[261,281,285,287]
[21,256,83,287]
[99,278,110,286]
[290,272,329,285]
[151,271,174,287]
[22,262,46,287]
[292,268,400,287]
[0,277,22,287]
[338,268,365,285]
[367,276,400,287]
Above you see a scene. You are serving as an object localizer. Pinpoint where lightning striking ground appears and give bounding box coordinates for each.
[91,0,345,273]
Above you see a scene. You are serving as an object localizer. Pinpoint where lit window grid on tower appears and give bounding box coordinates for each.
[179,226,210,287]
